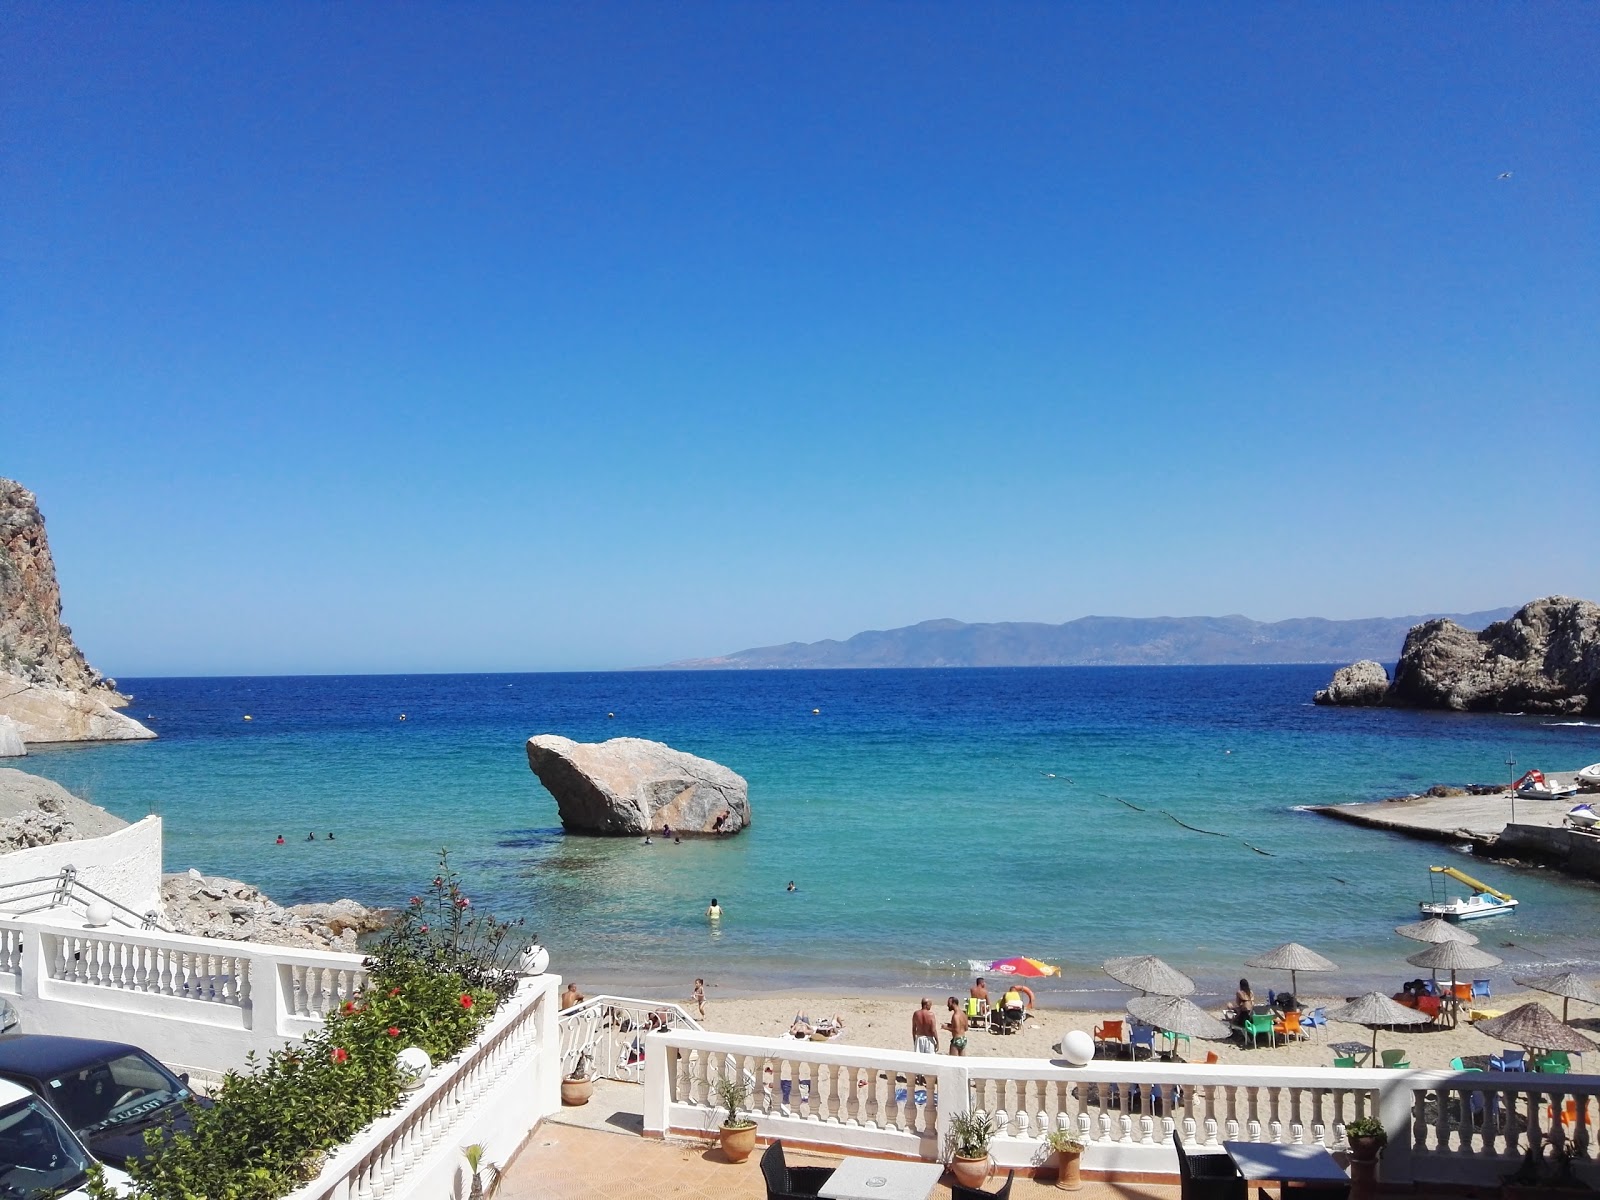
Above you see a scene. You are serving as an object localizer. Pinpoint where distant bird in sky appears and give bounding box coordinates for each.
[1497,171,1513,180]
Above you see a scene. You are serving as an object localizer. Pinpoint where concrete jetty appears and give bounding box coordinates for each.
[1312,771,1600,883]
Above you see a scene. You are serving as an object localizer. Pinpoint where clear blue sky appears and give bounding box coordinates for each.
[3,4,1596,674]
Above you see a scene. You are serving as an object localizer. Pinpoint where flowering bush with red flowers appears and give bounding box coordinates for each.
[91,852,526,1200]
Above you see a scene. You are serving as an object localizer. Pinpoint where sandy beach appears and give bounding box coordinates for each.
[685,987,1598,1071]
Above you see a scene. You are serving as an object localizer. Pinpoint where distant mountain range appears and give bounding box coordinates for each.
[658,609,1518,670]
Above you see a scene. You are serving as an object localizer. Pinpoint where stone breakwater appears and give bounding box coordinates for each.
[1315,595,1600,714]
[161,870,392,953]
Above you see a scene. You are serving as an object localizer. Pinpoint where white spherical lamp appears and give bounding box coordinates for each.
[518,943,550,976]
[84,900,112,928]
[396,1046,432,1089]
[1058,1029,1095,1067]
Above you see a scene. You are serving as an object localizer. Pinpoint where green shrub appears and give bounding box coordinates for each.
[88,854,530,1200]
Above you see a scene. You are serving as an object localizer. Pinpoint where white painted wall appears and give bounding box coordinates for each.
[0,816,163,919]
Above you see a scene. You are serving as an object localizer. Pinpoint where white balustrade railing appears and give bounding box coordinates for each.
[558,994,701,1083]
[643,1029,1600,1186]
[288,975,561,1200]
[0,910,369,1075]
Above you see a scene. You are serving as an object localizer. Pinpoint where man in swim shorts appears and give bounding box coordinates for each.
[945,996,969,1055]
[912,998,939,1054]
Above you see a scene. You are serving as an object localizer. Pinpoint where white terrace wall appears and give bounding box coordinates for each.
[644,1029,1600,1187]
[0,815,163,918]
[0,910,368,1078]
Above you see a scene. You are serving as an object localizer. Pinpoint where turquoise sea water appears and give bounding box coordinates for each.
[17,667,1600,1006]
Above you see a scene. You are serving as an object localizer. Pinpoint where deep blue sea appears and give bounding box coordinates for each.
[16,667,1600,1005]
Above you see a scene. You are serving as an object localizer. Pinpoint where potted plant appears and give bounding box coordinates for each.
[1343,1116,1386,1163]
[947,1108,996,1189]
[1043,1127,1086,1191]
[461,1143,502,1200]
[711,1074,758,1163]
[561,1050,594,1106]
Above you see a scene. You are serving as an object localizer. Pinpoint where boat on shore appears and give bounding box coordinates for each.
[1577,763,1600,791]
[1513,769,1579,801]
[1420,865,1518,921]
[1567,803,1599,831]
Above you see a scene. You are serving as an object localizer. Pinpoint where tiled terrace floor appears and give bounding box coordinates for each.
[500,1122,1185,1200]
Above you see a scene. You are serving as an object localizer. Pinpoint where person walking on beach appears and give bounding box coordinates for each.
[706,898,722,921]
[912,999,939,1054]
[945,996,969,1056]
[693,978,706,1018]
[561,982,583,1009]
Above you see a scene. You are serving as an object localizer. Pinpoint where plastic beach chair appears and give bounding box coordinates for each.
[1241,1011,1275,1049]
[1300,1006,1327,1038]
[1380,1049,1410,1069]
[1333,1056,1358,1068]
[1471,979,1491,999]
[1129,1022,1156,1059]
[1093,1019,1123,1051]
[1274,1010,1304,1043]
[1491,1050,1527,1072]
[1534,1052,1570,1074]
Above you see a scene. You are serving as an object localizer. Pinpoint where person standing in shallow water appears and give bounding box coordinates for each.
[706,898,722,921]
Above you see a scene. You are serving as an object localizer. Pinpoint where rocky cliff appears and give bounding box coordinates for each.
[1315,596,1600,714]
[526,735,751,836]
[161,870,392,953]
[0,479,153,743]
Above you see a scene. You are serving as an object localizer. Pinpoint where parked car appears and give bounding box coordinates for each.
[0,1035,209,1168]
[0,1075,131,1198]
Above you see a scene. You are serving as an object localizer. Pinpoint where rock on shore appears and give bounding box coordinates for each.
[0,478,154,744]
[1315,596,1600,714]
[1313,659,1389,706]
[526,734,751,836]
[161,870,393,953]
[0,767,129,851]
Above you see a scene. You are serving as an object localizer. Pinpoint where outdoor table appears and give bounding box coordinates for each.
[1224,1141,1350,1190]
[819,1158,946,1200]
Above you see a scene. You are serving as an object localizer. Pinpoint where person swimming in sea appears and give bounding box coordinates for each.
[706,898,722,920]
[306,832,317,841]
[786,880,796,892]
[275,835,285,845]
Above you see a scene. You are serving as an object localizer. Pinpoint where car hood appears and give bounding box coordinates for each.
[85,1098,208,1167]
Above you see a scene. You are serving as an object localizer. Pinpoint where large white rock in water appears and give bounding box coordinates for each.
[526,735,751,836]
[0,717,24,758]
[1313,659,1390,706]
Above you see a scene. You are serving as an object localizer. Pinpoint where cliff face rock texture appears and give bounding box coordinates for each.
[526,734,751,836]
[0,479,153,743]
[161,870,392,953]
[0,717,23,758]
[1315,597,1600,714]
[1313,660,1390,706]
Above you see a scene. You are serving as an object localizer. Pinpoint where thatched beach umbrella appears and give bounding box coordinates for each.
[1406,940,1502,993]
[1394,918,1479,946]
[1328,991,1433,1058]
[1127,994,1233,1041]
[1510,973,1600,1025]
[1103,955,1195,997]
[1475,1002,1599,1056]
[1245,942,1338,997]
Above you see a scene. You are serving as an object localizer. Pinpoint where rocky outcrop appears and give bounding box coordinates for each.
[0,676,155,743]
[1314,597,1600,714]
[0,717,23,758]
[161,869,393,953]
[0,479,154,744]
[1313,659,1389,706]
[0,767,130,848]
[526,735,751,836]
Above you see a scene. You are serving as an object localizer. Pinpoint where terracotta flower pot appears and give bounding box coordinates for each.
[950,1154,990,1189]
[1056,1149,1083,1191]
[720,1121,758,1163]
[561,1077,594,1106]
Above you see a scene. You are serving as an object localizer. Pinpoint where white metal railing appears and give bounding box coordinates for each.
[0,865,166,931]
[559,994,701,1082]
[288,975,560,1200]
[642,1029,1600,1185]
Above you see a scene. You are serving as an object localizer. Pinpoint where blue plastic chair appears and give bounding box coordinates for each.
[1471,979,1492,999]
[1129,1022,1157,1059]
[1490,1050,1527,1072]
[1301,1006,1328,1038]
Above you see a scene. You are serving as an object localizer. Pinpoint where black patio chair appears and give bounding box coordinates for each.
[1173,1131,1246,1200]
[760,1140,832,1200]
[950,1168,1014,1200]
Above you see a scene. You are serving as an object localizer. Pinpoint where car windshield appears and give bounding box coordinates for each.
[0,1095,92,1199]
[44,1051,190,1137]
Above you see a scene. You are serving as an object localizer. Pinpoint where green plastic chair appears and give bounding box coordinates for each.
[1534,1052,1569,1074]
[1449,1057,1483,1073]
[1381,1049,1410,1069]
[1162,1029,1192,1058]
[1334,1056,1358,1068]
[1242,1011,1275,1049]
